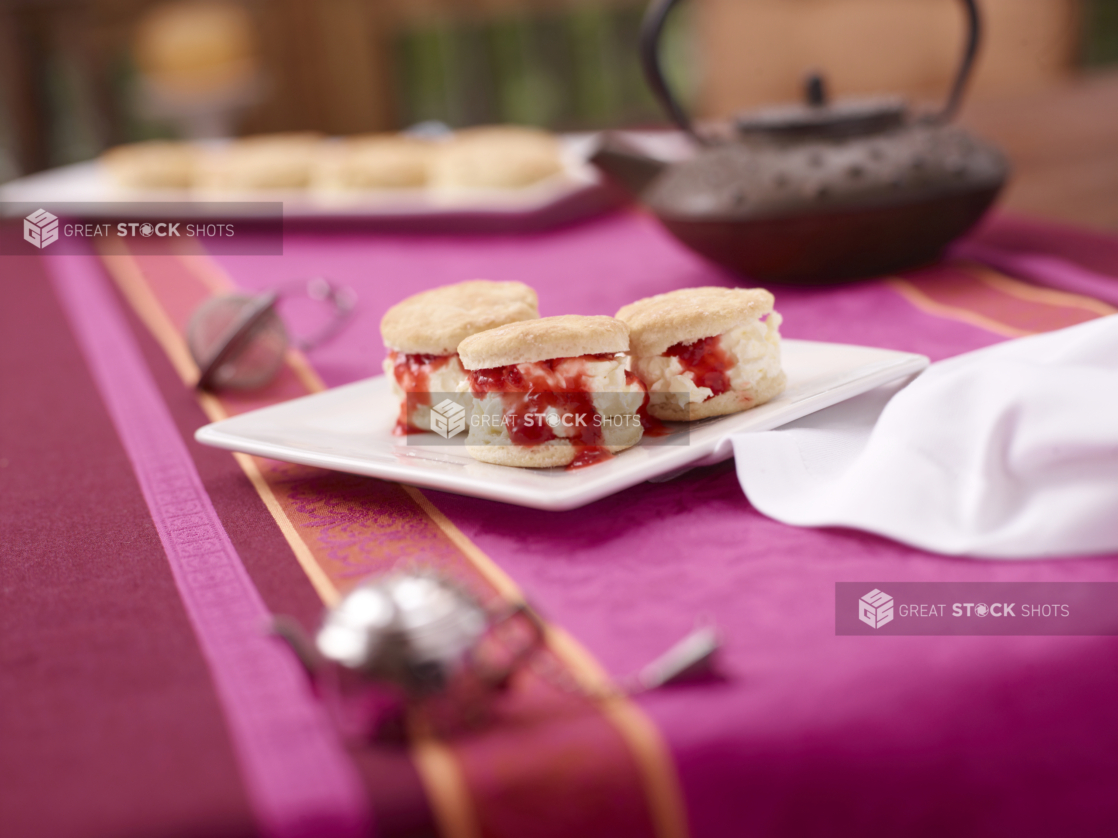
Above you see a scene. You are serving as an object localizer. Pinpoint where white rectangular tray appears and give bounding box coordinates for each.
[0,135,610,227]
[195,339,928,510]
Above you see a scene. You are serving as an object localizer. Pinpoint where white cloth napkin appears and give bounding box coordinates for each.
[731,315,1118,558]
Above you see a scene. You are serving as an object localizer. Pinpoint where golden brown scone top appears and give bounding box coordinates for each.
[616,286,776,357]
[381,280,539,355]
[458,315,628,370]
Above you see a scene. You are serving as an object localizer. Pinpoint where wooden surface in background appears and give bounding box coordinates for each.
[959,69,1118,231]
[696,0,1081,114]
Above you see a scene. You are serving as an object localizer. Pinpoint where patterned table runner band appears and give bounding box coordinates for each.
[48,253,372,838]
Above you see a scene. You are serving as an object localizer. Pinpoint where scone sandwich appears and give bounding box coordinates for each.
[616,287,785,421]
[381,281,538,434]
[456,315,648,468]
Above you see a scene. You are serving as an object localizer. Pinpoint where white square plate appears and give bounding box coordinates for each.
[195,340,928,510]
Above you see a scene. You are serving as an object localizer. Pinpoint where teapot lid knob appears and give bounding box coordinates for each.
[804,73,828,108]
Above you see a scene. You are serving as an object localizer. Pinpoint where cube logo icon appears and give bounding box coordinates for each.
[430,398,467,439]
[24,209,60,249]
[858,589,894,629]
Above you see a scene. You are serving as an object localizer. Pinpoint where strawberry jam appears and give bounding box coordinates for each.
[626,370,670,437]
[390,351,453,434]
[468,354,646,468]
[664,335,733,399]
[568,446,612,469]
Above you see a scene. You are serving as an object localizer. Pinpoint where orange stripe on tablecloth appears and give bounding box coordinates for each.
[404,487,688,838]
[890,263,1109,338]
[409,719,482,838]
[887,277,1031,338]
[962,262,1117,317]
[96,238,688,838]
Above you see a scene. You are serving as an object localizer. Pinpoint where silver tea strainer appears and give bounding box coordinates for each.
[186,277,355,391]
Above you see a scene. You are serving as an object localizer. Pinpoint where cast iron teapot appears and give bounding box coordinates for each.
[592,0,1009,284]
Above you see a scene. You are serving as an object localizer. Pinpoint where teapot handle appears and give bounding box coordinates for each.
[639,0,981,140]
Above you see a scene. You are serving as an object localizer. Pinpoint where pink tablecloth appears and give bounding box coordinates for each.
[231,212,1118,836]
[3,209,1117,838]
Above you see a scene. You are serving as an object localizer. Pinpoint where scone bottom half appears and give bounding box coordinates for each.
[617,287,787,422]
[457,316,651,469]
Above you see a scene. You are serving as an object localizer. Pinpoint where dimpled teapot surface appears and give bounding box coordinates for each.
[593,0,1009,284]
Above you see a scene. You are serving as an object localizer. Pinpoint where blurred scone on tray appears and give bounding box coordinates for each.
[617,287,785,421]
[312,134,434,191]
[195,132,324,191]
[429,126,564,190]
[457,315,647,469]
[98,125,567,195]
[381,280,539,434]
[101,140,197,189]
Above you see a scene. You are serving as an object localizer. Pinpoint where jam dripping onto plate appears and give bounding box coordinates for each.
[568,446,612,469]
